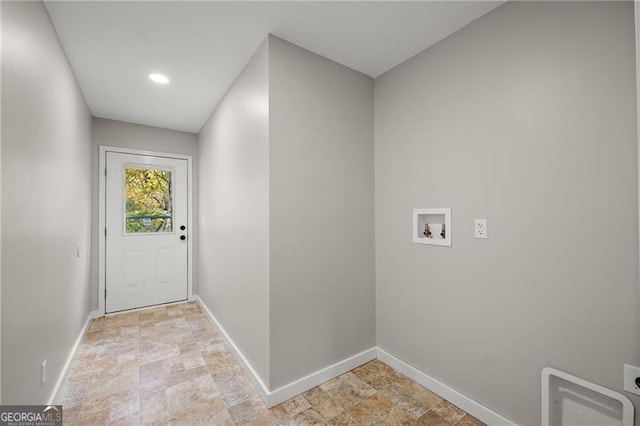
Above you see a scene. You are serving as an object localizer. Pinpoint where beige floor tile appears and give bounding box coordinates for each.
[110,412,140,426]
[217,377,251,408]
[319,372,376,410]
[61,405,82,425]
[346,393,394,425]
[275,394,312,416]
[181,349,206,370]
[55,379,87,408]
[432,399,466,425]
[86,367,139,400]
[396,375,444,409]
[173,396,228,425]
[243,410,281,426]
[228,399,258,424]
[290,408,327,425]
[78,407,110,425]
[351,360,400,391]
[380,381,431,419]
[56,302,478,426]
[373,406,415,425]
[140,389,167,415]
[456,414,486,426]
[417,410,450,426]
[302,386,344,420]
[107,389,140,422]
[325,412,359,425]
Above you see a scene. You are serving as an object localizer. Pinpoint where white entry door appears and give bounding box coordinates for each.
[105,152,188,313]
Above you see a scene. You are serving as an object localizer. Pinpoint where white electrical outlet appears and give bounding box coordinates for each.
[624,364,640,396]
[474,219,488,239]
[41,360,47,385]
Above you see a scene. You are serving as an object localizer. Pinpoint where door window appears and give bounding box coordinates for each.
[124,166,173,234]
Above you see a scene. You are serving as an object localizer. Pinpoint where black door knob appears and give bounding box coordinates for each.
[180,235,186,241]
[180,225,186,230]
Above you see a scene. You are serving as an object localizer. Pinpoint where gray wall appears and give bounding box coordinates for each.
[374,2,640,425]
[197,36,376,391]
[198,40,271,387]
[269,36,376,389]
[1,1,92,403]
[91,118,199,310]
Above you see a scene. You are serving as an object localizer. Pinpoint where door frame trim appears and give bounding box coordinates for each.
[98,145,194,316]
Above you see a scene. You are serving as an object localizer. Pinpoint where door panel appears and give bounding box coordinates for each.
[156,248,172,284]
[123,249,144,288]
[106,152,188,313]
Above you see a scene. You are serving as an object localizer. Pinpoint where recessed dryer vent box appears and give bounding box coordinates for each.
[413,208,451,247]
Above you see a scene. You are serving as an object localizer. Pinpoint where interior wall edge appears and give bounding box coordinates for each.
[194,296,270,402]
[198,292,377,408]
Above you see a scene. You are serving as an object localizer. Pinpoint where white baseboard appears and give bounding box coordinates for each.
[47,310,96,405]
[377,348,516,426]
[194,295,376,407]
[194,296,514,420]
[194,295,271,404]
[268,347,377,406]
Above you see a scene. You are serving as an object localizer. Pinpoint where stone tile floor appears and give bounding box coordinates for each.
[55,302,485,425]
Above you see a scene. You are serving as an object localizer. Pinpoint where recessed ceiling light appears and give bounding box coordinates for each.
[149,73,169,84]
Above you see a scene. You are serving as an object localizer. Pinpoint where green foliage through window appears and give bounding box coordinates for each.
[125,168,173,233]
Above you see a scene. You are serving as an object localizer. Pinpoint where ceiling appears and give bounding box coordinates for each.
[44,1,503,133]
